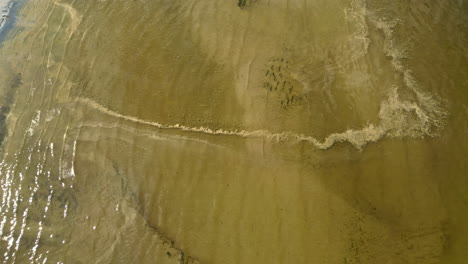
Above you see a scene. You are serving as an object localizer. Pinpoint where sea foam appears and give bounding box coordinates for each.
[75,0,447,151]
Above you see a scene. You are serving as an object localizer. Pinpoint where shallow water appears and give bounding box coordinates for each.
[0,0,467,263]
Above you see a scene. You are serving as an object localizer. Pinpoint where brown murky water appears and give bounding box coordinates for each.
[0,0,467,263]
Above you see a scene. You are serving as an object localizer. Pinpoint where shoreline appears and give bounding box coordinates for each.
[0,0,25,150]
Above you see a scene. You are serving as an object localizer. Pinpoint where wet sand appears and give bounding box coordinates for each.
[0,0,467,263]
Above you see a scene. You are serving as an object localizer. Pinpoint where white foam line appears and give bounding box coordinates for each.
[75,97,390,150]
[75,98,312,141]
